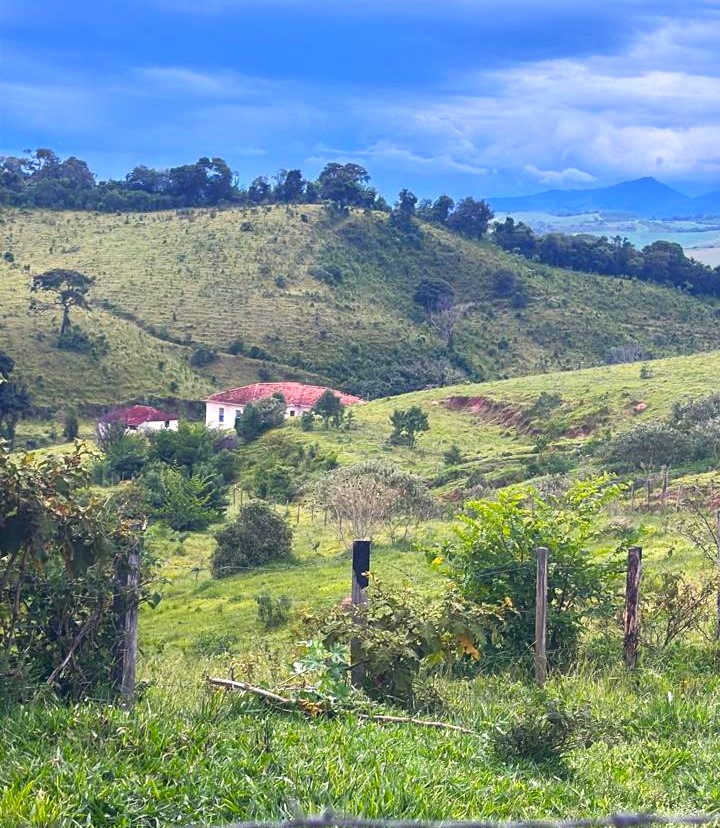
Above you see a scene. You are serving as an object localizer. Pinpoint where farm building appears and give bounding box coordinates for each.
[204,382,363,429]
[99,405,179,435]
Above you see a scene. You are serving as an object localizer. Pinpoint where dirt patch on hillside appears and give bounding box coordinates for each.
[443,395,526,429]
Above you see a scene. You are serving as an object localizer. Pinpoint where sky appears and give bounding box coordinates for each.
[1,0,720,198]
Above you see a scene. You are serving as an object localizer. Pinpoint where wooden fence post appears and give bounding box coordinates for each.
[624,546,642,669]
[715,510,720,641]
[534,546,549,686]
[112,540,141,702]
[350,539,371,688]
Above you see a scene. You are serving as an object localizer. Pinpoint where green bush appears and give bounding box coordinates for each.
[255,593,292,629]
[211,501,292,578]
[145,466,224,531]
[437,476,625,669]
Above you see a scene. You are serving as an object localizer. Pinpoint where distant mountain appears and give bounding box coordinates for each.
[489,177,720,218]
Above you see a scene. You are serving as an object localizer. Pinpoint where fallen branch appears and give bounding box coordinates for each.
[207,676,476,735]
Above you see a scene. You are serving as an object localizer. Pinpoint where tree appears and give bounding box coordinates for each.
[430,194,455,224]
[413,277,455,312]
[248,175,271,204]
[96,422,148,481]
[446,197,494,239]
[146,466,224,531]
[235,394,286,442]
[389,406,429,447]
[317,163,371,207]
[31,268,94,336]
[312,389,345,429]
[212,501,292,577]
[274,169,306,203]
[0,351,31,445]
[316,459,433,541]
[395,189,417,217]
[63,408,79,441]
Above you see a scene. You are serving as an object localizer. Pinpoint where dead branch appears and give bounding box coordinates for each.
[206,676,477,735]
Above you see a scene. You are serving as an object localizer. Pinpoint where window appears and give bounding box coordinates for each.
[218,407,225,424]
[164,420,170,429]
[289,410,295,417]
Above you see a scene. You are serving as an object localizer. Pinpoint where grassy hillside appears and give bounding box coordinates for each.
[2,205,720,407]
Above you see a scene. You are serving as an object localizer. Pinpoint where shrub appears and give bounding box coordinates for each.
[57,325,109,360]
[255,593,292,629]
[189,345,217,367]
[235,394,285,443]
[605,422,692,471]
[492,698,594,766]
[300,411,315,431]
[62,409,79,441]
[212,501,292,578]
[227,338,245,355]
[437,476,626,669]
[307,580,506,707]
[389,406,429,447]
[443,444,463,465]
[145,466,224,531]
[97,423,148,480]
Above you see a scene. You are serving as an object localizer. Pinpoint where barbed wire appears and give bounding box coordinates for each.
[187,811,720,828]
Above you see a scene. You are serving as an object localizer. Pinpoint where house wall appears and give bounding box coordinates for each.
[137,419,179,433]
[205,400,313,428]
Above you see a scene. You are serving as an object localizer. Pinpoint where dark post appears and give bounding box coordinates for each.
[534,547,549,686]
[350,539,371,688]
[624,546,642,669]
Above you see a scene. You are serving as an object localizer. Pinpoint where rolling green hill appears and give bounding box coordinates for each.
[2,204,720,409]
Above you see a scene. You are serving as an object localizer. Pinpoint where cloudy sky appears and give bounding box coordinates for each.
[1,0,719,197]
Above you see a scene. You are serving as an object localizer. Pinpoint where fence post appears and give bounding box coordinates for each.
[534,546,549,686]
[350,539,371,688]
[716,510,720,641]
[624,546,642,669]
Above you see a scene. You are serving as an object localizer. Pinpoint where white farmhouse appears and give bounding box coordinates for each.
[204,382,363,429]
[98,405,179,435]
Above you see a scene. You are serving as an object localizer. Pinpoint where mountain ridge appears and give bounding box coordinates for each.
[489,176,720,218]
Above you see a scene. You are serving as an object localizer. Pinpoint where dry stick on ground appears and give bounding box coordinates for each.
[206,677,477,735]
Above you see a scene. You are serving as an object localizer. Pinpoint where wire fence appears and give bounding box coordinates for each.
[186,811,720,828]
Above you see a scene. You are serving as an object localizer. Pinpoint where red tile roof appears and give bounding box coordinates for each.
[206,382,363,408]
[100,405,178,427]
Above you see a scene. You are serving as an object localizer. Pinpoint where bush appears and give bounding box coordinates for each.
[235,394,286,443]
[62,409,79,441]
[227,338,245,355]
[437,476,626,669]
[307,581,506,707]
[492,698,594,766]
[389,406,429,447]
[212,501,292,578]
[443,444,463,465]
[255,593,292,629]
[145,466,225,531]
[97,423,148,480]
[605,422,692,471]
[189,345,217,367]
[57,325,109,360]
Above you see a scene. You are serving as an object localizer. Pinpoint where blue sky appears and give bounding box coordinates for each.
[1,0,719,198]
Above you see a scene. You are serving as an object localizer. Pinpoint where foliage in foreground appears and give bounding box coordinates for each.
[0,445,149,699]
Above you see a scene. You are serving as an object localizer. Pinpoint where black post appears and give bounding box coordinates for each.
[350,539,371,688]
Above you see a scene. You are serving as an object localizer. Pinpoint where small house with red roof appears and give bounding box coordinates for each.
[99,405,179,435]
[204,382,363,429]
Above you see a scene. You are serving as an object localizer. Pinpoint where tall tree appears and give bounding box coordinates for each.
[317,163,371,207]
[30,269,94,336]
[0,351,31,445]
[446,197,494,239]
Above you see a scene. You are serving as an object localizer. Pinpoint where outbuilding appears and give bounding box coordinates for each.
[99,405,179,435]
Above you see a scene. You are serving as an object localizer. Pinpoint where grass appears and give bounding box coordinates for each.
[2,655,720,827]
[3,204,720,407]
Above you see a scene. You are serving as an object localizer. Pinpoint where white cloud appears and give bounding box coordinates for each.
[525,165,597,186]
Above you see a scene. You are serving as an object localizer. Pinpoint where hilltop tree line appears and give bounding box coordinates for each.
[494,216,720,296]
[2,148,718,295]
